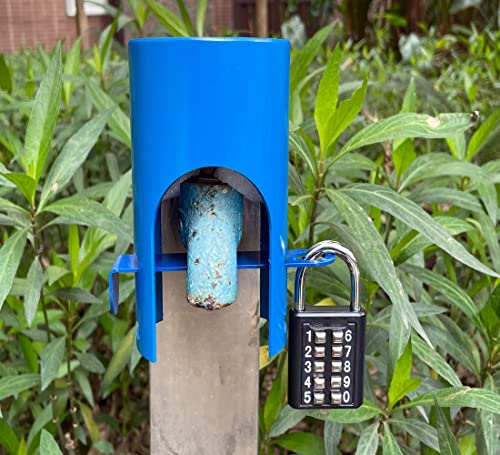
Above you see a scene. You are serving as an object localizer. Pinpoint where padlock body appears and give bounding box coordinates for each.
[288,306,366,409]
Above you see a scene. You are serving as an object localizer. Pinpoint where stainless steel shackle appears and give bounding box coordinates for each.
[295,240,361,313]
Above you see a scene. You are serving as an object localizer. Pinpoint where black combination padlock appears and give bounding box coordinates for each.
[288,241,366,409]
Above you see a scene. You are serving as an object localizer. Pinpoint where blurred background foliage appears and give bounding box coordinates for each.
[0,0,499,454]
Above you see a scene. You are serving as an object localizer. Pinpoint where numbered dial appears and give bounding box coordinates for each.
[301,324,356,406]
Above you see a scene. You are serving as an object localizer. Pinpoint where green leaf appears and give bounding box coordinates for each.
[308,400,382,423]
[335,113,472,164]
[409,187,483,213]
[324,79,367,153]
[411,334,462,387]
[196,0,207,36]
[400,264,487,337]
[0,229,28,311]
[93,440,114,454]
[475,177,497,225]
[68,225,80,281]
[144,0,189,36]
[477,212,500,272]
[51,287,100,304]
[39,430,63,455]
[289,23,334,94]
[74,369,94,407]
[43,196,133,243]
[40,337,65,391]
[447,133,466,160]
[356,422,379,455]
[269,405,306,437]
[476,376,500,455]
[390,418,439,451]
[80,402,100,443]
[0,197,30,217]
[40,109,113,209]
[85,78,130,147]
[264,365,285,431]
[393,139,416,182]
[393,216,473,266]
[395,387,500,414]
[0,418,19,455]
[387,340,422,411]
[326,189,429,370]
[324,420,342,455]
[0,54,13,92]
[434,399,461,455]
[101,324,137,392]
[425,321,480,379]
[467,108,500,161]
[27,405,52,448]
[24,42,62,183]
[399,153,487,190]
[63,38,81,107]
[289,129,318,179]
[315,45,340,151]
[176,0,195,36]
[18,334,39,373]
[382,424,403,455]
[77,352,105,374]
[343,184,498,277]
[1,173,36,207]
[24,257,44,327]
[273,432,325,455]
[0,374,40,401]
[401,78,417,113]
[99,13,120,72]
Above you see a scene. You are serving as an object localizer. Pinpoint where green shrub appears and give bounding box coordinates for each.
[0,14,499,455]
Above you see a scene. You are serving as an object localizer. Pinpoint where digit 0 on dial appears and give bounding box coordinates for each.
[288,241,366,409]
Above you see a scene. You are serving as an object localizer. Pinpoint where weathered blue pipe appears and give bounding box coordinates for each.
[179,182,243,309]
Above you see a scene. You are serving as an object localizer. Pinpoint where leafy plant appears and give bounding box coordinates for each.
[260,27,500,454]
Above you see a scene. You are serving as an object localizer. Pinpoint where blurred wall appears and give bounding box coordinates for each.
[0,0,110,53]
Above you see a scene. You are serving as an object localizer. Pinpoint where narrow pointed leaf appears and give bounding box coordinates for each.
[0,374,40,401]
[434,399,461,455]
[24,257,44,326]
[40,337,65,391]
[343,184,498,277]
[24,43,62,182]
[327,189,429,369]
[467,108,500,161]
[0,229,28,310]
[63,38,81,106]
[289,24,333,93]
[336,113,472,164]
[196,0,208,36]
[43,196,132,243]
[401,264,486,335]
[269,405,306,437]
[395,387,500,414]
[315,45,340,150]
[40,109,113,209]
[101,324,137,392]
[356,423,379,455]
[40,430,63,455]
[382,425,403,455]
[411,335,462,387]
[85,78,130,147]
[324,79,367,151]
[144,0,189,36]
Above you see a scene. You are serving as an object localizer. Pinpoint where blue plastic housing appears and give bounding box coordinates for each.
[121,37,291,361]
